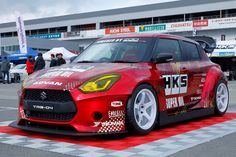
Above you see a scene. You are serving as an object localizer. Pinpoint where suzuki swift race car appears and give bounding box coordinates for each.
[11,33,229,135]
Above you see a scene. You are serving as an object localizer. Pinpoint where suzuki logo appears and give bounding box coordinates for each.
[40,91,47,101]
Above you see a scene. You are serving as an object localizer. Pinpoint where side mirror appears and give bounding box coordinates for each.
[153,53,174,64]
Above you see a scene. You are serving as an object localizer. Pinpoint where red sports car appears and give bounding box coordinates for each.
[11,34,229,135]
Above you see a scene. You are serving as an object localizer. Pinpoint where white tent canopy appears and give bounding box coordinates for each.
[43,47,77,60]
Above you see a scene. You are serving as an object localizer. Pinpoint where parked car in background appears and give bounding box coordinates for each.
[10,64,27,83]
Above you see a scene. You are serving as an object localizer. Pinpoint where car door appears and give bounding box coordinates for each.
[153,38,189,113]
[180,40,208,109]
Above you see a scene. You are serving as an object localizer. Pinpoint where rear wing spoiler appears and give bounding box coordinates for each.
[186,36,216,53]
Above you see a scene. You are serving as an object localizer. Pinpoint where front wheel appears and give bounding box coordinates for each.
[215,80,229,115]
[127,84,158,135]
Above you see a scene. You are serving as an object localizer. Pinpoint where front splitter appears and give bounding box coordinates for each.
[9,121,126,137]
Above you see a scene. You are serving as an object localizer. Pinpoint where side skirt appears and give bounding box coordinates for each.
[159,108,215,126]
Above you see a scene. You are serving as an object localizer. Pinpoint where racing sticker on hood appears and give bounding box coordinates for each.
[48,65,94,73]
[40,71,75,78]
[33,81,63,86]
[96,38,141,44]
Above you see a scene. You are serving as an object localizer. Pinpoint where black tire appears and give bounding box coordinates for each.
[126,84,158,135]
[14,74,21,83]
[214,80,229,116]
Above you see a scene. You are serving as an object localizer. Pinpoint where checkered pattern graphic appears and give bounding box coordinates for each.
[0,118,236,157]
[98,116,125,133]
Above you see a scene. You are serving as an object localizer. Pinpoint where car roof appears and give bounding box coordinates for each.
[100,33,199,45]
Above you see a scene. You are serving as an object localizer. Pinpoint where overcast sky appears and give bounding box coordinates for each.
[0,0,177,23]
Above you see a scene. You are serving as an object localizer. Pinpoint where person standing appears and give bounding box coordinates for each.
[26,56,35,75]
[34,53,45,72]
[1,56,11,84]
[50,54,57,67]
[56,53,66,66]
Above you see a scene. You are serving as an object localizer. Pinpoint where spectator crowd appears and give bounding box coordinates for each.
[1,53,66,84]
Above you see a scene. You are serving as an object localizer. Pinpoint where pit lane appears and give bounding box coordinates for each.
[0,82,236,157]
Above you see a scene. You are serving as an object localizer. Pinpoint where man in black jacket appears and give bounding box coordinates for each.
[34,53,45,72]
[50,54,57,67]
[1,56,11,84]
[56,53,66,66]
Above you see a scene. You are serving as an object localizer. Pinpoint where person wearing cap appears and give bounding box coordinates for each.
[34,53,45,71]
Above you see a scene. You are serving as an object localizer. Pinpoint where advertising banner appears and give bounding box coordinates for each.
[139,24,166,32]
[16,16,27,54]
[208,17,236,30]
[167,21,192,32]
[29,33,61,39]
[193,20,209,28]
[105,26,135,35]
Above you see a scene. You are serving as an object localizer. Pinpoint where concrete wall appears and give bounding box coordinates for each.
[1,37,80,51]
[173,28,236,42]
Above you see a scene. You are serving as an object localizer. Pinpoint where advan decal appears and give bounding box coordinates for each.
[162,74,188,96]
[94,118,125,133]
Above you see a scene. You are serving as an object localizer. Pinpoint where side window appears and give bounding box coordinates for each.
[181,41,201,61]
[153,39,181,61]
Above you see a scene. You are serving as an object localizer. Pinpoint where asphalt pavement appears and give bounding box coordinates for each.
[0,81,235,157]
[0,84,72,157]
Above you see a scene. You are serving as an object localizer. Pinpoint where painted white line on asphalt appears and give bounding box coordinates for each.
[0,119,236,157]
[0,121,13,126]
[0,107,18,110]
[0,109,12,112]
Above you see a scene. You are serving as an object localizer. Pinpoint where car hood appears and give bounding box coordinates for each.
[24,63,142,90]
[10,69,26,74]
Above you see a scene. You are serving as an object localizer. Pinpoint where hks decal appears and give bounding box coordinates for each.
[163,74,188,96]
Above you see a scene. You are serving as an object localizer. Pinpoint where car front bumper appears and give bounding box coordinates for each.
[16,88,129,135]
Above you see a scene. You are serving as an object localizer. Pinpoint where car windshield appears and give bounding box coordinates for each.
[12,64,26,70]
[73,38,152,63]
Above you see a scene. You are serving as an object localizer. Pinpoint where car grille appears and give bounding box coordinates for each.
[24,89,73,102]
[24,89,76,121]
[27,111,76,121]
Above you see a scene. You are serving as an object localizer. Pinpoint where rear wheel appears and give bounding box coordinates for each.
[215,80,229,115]
[127,85,158,135]
[14,74,21,83]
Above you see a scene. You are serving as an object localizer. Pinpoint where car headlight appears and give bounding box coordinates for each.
[79,74,120,93]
